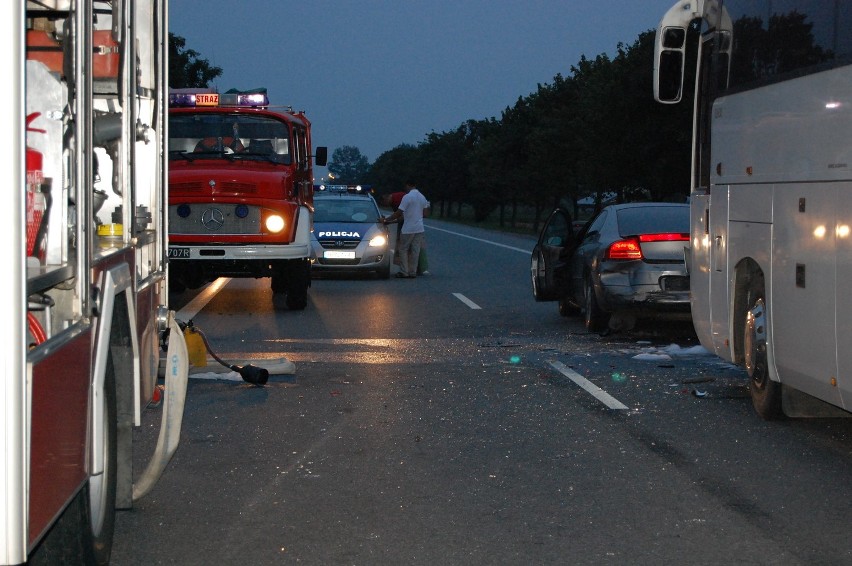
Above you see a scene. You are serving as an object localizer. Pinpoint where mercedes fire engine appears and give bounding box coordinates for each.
[167,89,327,310]
[2,1,188,563]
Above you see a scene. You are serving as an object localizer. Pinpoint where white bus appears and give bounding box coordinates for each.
[654,1,852,418]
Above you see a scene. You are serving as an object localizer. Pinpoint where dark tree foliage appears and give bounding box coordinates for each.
[168,33,223,89]
[367,28,695,229]
[366,144,420,197]
[327,146,371,184]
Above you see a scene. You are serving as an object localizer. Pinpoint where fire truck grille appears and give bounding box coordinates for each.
[169,204,263,235]
[171,181,205,192]
[170,182,258,195]
[220,182,257,194]
[319,240,359,250]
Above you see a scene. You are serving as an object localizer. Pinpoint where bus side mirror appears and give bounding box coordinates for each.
[655,26,686,103]
[314,146,328,167]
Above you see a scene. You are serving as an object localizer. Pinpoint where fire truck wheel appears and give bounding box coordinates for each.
[168,277,186,293]
[87,361,118,564]
[285,261,310,310]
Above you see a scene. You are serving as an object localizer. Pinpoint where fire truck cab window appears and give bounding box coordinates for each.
[169,113,292,163]
[293,127,308,169]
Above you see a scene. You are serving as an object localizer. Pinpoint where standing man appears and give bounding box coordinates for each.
[383,180,430,278]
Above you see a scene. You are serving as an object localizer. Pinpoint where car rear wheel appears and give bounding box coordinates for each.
[583,277,609,332]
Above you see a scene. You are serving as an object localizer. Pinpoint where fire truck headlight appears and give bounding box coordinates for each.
[265,215,285,233]
[177,204,191,218]
[369,235,387,247]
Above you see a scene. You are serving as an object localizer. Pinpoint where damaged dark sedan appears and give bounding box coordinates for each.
[531,202,691,332]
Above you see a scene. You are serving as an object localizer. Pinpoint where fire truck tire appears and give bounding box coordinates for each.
[285,260,310,310]
[169,277,186,293]
[28,488,93,565]
[87,360,118,564]
[270,261,288,294]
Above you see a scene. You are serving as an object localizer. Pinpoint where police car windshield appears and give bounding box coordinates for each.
[168,113,291,163]
[314,198,378,223]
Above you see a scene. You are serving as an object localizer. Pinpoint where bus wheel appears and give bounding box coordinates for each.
[584,277,608,332]
[87,362,118,564]
[744,294,782,419]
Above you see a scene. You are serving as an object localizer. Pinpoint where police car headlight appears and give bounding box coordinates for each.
[369,235,387,247]
[265,215,286,233]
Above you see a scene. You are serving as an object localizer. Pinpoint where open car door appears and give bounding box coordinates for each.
[531,208,574,301]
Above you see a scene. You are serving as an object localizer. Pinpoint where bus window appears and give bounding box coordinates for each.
[722,0,847,91]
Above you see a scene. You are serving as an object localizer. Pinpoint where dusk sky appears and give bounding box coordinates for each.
[170,1,679,179]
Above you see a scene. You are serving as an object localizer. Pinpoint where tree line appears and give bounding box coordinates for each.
[356,30,695,231]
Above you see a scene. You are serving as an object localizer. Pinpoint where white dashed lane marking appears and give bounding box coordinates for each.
[452,293,482,310]
[548,360,629,410]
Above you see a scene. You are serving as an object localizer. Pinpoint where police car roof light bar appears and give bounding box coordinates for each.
[315,184,364,194]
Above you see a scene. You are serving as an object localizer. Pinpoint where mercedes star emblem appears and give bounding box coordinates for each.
[201,207,225,231]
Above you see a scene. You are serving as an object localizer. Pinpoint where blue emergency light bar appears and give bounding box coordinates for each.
[168,88,269,108]
[315,184,366,194]
[220,91,269,107]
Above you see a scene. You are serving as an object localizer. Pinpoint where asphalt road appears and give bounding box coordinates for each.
[112,218,852,565]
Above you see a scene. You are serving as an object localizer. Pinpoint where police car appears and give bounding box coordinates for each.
[310,185,392,278]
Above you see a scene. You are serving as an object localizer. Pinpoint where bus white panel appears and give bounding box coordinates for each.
[729,184,772,224]
[709,186,730,356]
[835,190,852,410]
[771,183,842,405]
[713,66,852,187]
[689,193,714,354]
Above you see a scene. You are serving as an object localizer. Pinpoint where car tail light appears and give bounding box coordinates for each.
[607,233,690,260]
[606,238,643,260]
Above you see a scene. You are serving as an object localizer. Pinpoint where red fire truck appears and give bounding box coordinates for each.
[167,89,327,309]
[3,0,188,563]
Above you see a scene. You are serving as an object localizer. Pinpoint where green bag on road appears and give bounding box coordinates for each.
[417,247,429,275]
